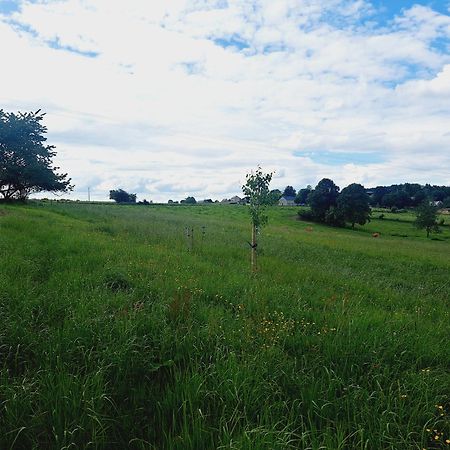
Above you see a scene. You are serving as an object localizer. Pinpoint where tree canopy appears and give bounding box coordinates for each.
[369,183,450,208]
[337,183,371,228]
[242,167,275,231]
[109,189,136,203]
[182,196,197,204]
[295,186,312,205]
[414,201,440,237]
[282,185,296,197]
[242,167,274,272]
[308,178,340,222]
[269,189,282,203]
[0,109,72,200]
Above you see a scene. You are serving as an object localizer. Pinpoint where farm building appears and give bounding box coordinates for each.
[229,195,242,204]
[221,196,247,204]
[279,195,296,206]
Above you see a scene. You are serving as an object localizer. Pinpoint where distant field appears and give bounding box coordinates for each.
[0,203,449,449]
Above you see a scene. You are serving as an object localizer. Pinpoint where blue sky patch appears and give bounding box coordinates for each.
[0,0,20,15]
[294,150,385,165]
[262,43,287,54]
[48,38,99,58]
[213,36,249,50]
[180,61,205,75]
[430,36,450,54]
[370,0,449,22]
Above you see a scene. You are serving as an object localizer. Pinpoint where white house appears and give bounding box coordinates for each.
[229,195,242,204]
[279,195,296,206]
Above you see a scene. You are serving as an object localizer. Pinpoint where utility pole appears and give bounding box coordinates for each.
[88,187,91,202]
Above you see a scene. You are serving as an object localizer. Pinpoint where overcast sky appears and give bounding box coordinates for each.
[1,0,449,201]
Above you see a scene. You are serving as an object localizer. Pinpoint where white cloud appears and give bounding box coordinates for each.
[1,0,449,201]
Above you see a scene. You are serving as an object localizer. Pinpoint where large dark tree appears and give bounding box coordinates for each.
[0,109,72,200]
[370,186,389,206]
[282,185,296,197]
[109,189,136,203]
[337,183,371,229]
[403,183,422,198]
[295,185,312,205]
[411,189,427,207]
[382,189,411,209]
[309,178,340,221]
[182,196,197,204]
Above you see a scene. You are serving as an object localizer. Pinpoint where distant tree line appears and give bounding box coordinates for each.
[2,107,448,219]
[290,178,445,237]
[270,182,450,209]
[109,189,201,205]
[368,183,450,209]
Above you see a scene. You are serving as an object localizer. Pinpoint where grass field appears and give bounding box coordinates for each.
[0,202,449,449]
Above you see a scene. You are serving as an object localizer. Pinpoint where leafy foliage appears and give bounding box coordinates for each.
[0,109,72,200]
[337,183,371,228]
[282,185,296,197]
[109,189,137,203]
[308,178,340,222]
[295,186,312,205]
[370,183,450,208]
[269,189,282,203]
[182,196,197,204]
[414,201,440,237]
[242,166,274,231]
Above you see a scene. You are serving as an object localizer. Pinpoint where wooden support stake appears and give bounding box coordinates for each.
[251,224,257,273]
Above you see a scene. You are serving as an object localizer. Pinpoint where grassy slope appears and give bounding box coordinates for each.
[0,203,449,450]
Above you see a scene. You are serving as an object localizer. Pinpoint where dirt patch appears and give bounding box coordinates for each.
[0,209,8,216]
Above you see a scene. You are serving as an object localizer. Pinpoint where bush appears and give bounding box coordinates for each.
[324,206,345,227]
[182,196,197,204]
[298,209,315,221]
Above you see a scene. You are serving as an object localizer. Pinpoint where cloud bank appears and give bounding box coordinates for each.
[1,0,449,201]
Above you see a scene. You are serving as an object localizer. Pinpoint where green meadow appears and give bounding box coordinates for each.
[0,203,449,450]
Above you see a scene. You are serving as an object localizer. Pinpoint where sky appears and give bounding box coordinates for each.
[0,0,449,202]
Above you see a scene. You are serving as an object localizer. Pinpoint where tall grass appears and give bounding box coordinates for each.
[0,203,449,449]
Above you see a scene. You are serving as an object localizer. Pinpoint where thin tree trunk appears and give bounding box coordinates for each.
[251,223,257,273]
